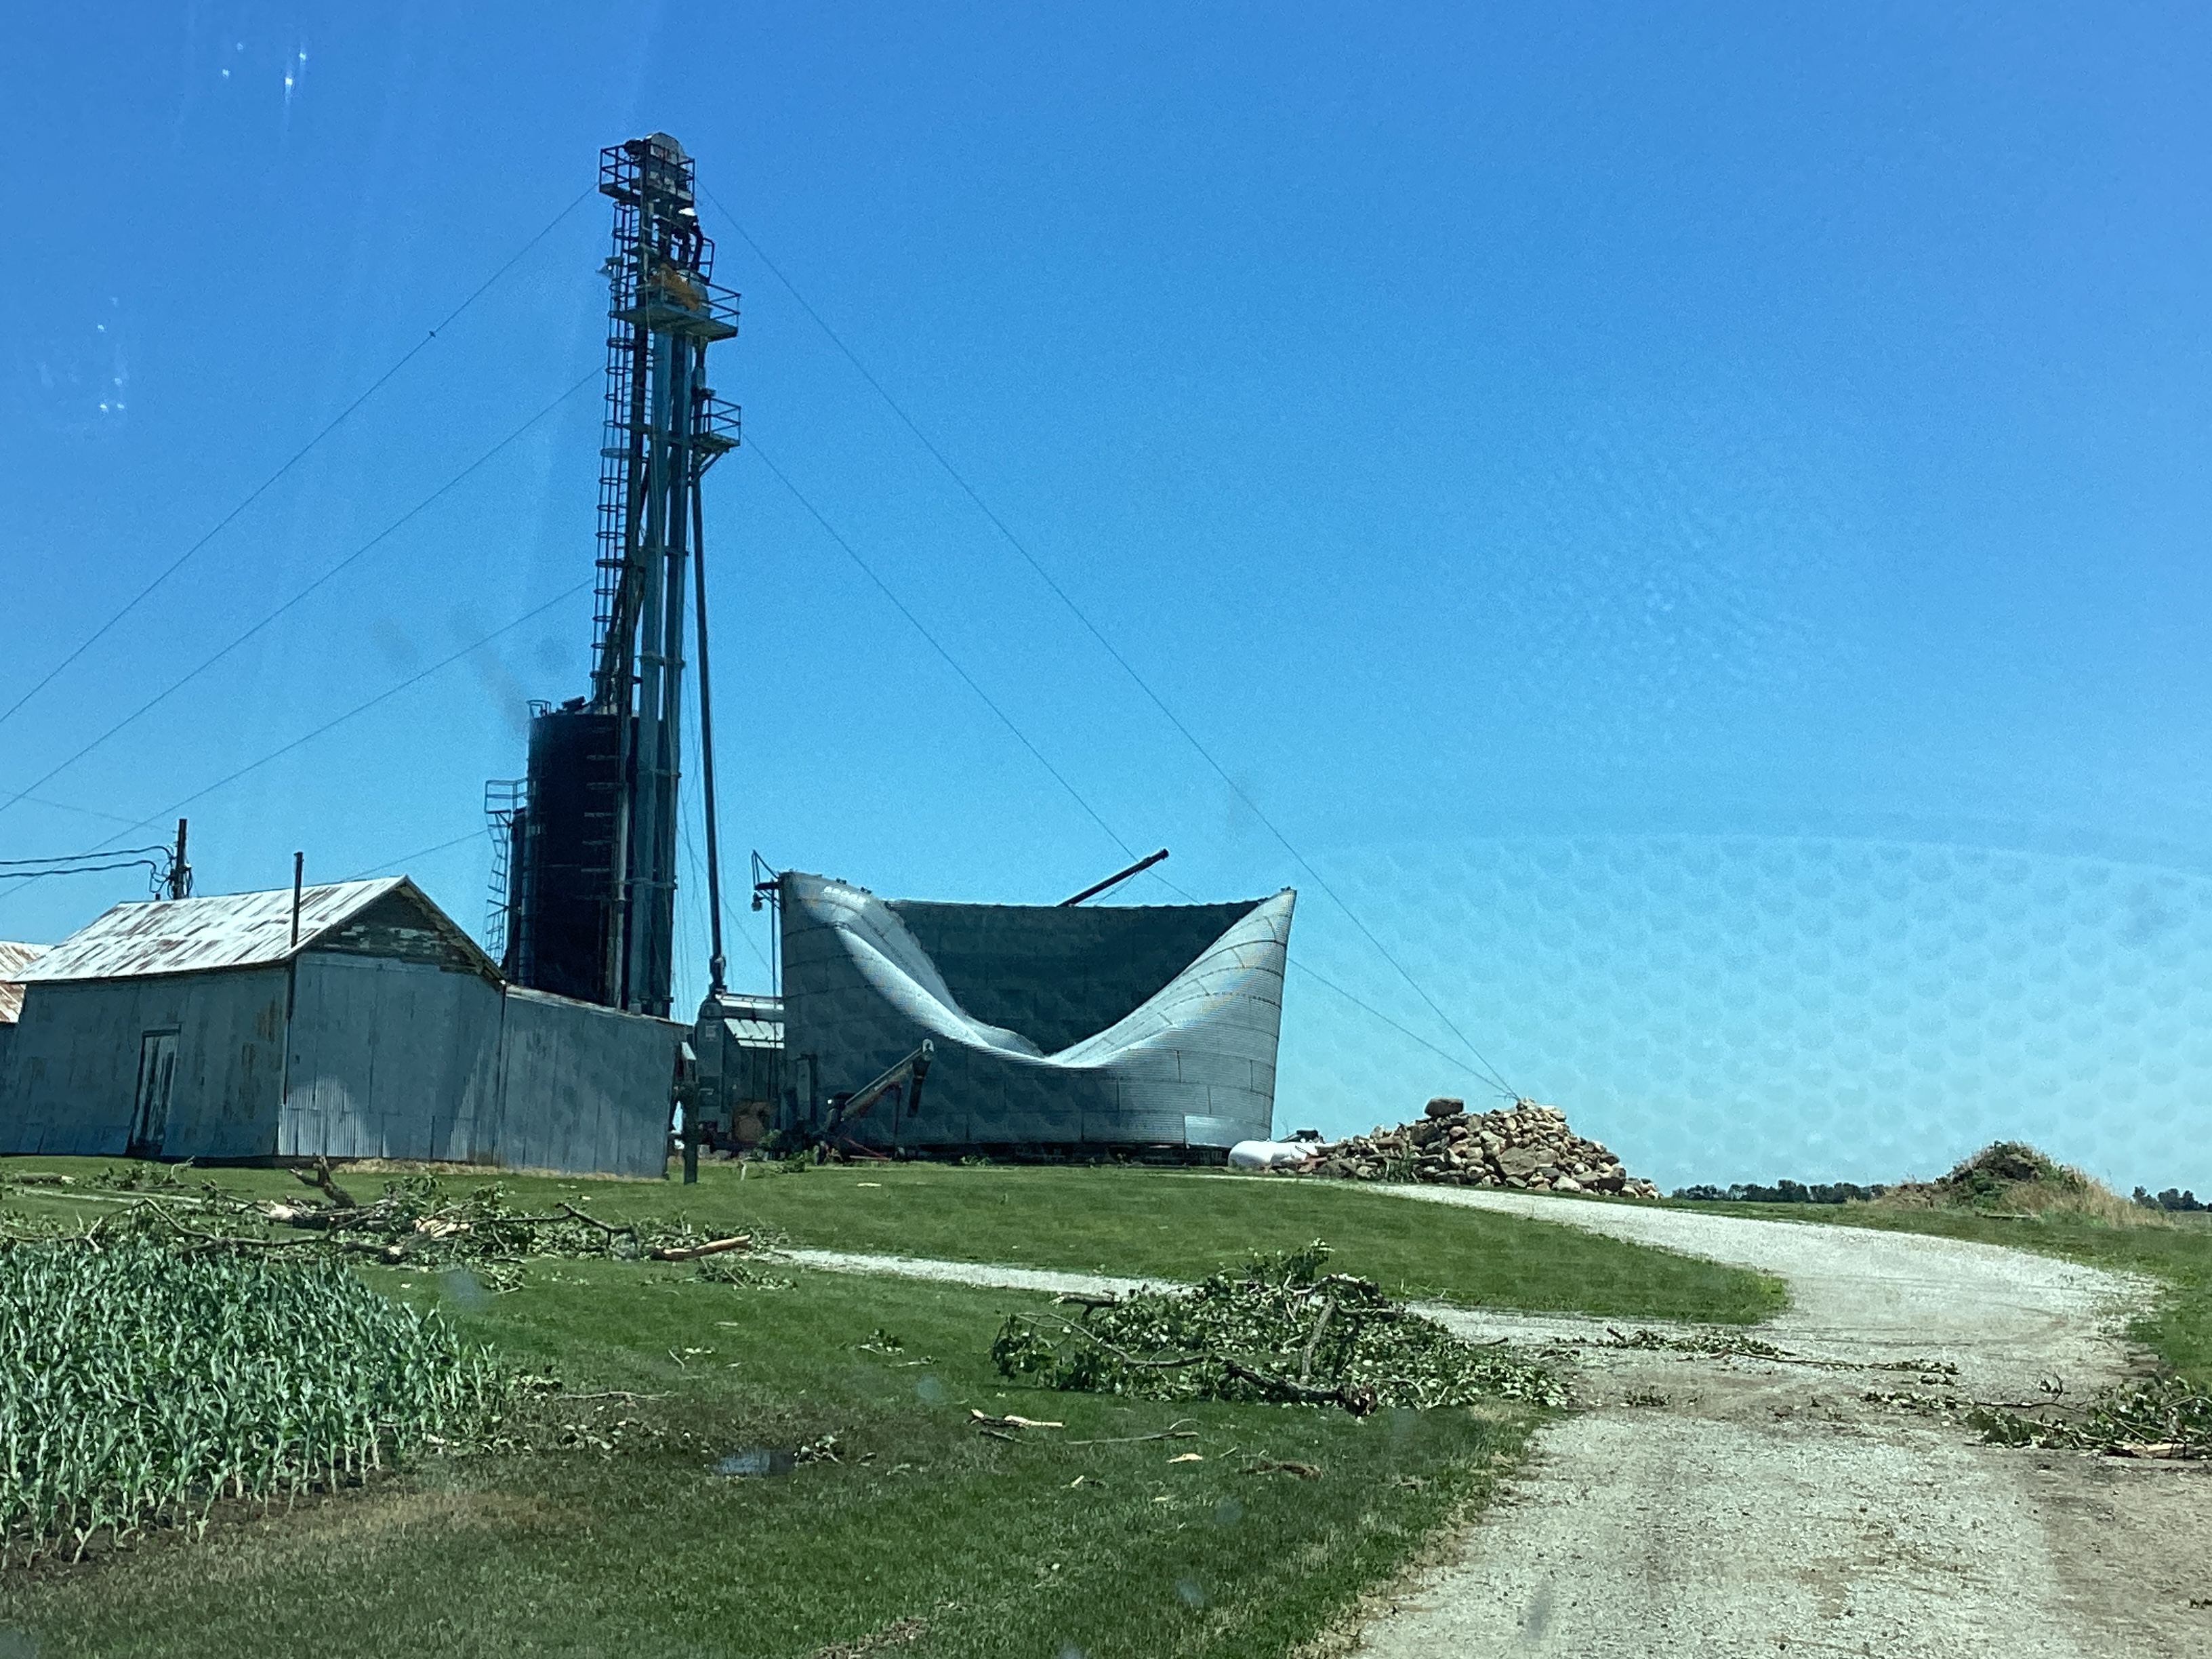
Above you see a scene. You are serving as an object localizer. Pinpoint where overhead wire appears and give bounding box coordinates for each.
[0,844,174,897]
[747,439,1142,866]
[709,194,1517,1097]
[751,442,1498,1091]
[1098,845,1495,1088]
[0,369,602,824]
[0,857,167,886]
[0,183,596,737]
[342,832,485,882]
[5,184,1515,1098]
[5,583,593,895]
[0,844,172,868]
[7,796,150,830]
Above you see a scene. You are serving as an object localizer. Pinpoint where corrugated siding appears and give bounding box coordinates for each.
[0,969,288,1158]
[887,900,1254,1053]
[279,954,503,1162]
[493,989,679,1177]
[0,923,676,1178]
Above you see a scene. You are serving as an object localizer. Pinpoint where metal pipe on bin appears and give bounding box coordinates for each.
[1060,848,1169,906]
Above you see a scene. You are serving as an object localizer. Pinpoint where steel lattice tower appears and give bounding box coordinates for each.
[591,133,739,1016]
[489,134,738,1017]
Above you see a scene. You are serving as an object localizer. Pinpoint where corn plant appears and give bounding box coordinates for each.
[0,1234,512,1564]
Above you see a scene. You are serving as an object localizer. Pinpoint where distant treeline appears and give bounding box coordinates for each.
[2134,1187,2207,1212]
[1671,1180,1885,1205]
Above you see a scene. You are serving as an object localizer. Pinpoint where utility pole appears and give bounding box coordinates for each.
[167,818,192,901]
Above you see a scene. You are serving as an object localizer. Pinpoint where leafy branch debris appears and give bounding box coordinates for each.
[991,1243,1568,1414]
[12,1166,777,1274]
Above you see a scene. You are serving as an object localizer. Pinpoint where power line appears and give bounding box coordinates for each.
[13,583,592,886]
[0,184,596,737]
[1286,962,1511,1094]
[747,443,1499,1092]
[747,440,1141,865]
[0,369,600,824]
[0,844,171,869]
[3,796,147,829]
[343,832,485,882]
[0,857,167,886]
[710,197,1516,1097]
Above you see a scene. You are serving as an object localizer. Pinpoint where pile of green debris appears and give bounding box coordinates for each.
[3,1161,760,1281]
[992,1242,1567,1414]
[1969,1375,2211,1460]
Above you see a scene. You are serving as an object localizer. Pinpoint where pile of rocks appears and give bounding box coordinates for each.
[1300,1098,1660,1199]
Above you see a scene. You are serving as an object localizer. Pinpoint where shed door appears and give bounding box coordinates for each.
[129,1029,179,1157]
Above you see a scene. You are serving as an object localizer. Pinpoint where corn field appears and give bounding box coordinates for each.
[0,1234,512,1564]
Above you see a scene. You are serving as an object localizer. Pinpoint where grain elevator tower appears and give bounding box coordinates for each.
[490,133,739,1017]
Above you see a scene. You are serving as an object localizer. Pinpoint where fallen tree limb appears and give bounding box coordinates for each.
[1223,1357,1377,1416]
[994,1242,1568,1413]
[1297,1296,1338,1383]
[647,1235,752,1262]
[1065,1421,1199,1446]
[560,1202,637,1239]
[1240,1458,1321,1479]
[558,1390,672,1403]
[1033,1317,1212,1372]
[291,1158,359,1208]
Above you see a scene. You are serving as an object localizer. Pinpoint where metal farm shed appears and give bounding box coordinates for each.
[0,880,680,1176]
[0,943,45,1097]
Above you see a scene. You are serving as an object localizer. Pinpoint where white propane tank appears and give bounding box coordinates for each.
[1227,1139,1322,1172]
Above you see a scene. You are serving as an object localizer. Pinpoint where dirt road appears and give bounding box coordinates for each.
[1348,1189,2209,1658]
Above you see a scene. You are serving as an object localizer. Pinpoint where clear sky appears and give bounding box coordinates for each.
[3,3,2208,1193]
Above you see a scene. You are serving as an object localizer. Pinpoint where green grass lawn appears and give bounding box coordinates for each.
[1657,1198,2212,1384]
[0,1258,1534,1659]
[0,1156,1785,1325]
[0,1155,1784,1656]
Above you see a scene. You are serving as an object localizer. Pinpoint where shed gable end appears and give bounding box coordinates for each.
[314,890,490,975]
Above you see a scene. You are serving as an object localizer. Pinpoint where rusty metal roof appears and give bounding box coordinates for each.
[14,878,483,983]
[0,941,45,1023]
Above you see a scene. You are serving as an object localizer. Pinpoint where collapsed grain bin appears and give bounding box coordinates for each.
[0,879,680,1176]
[776,872,1295,1158]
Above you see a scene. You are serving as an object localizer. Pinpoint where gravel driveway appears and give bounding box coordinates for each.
[779,1195,2209,1655]
[1346,1188,2208,1658]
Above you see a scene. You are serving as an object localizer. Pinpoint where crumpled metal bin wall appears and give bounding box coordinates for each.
[779,873,1294,1151]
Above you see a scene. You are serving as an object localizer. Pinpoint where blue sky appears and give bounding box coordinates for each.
[3,3,2209,1191]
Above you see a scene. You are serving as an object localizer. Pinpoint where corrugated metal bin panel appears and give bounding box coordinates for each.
[780,873,1292,1151]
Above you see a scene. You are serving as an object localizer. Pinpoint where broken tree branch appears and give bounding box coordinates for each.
[1297,1296,1338,1384]
[647,1235,753,1262]
[1065,1420,1200,1446]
